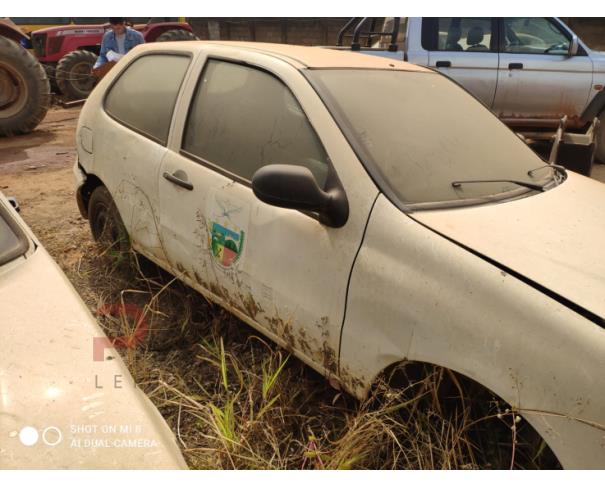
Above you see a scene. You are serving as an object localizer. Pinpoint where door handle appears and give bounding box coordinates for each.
[508,62,524,70]
[163,171,193,191]
[435,60,451,68]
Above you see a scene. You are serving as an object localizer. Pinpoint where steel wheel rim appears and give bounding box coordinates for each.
[0,61,28,117]
[68,61,95,93]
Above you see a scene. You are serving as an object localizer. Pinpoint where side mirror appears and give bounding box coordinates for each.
[569,34,579,57]
[252,164,348,228]
[7,197,20,213]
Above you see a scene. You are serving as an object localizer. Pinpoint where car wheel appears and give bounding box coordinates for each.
[88,186,130,255]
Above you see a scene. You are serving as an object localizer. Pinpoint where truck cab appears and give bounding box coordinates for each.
[339,17,605,164]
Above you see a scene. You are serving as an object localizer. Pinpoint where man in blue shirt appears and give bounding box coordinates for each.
[93,18,144,69]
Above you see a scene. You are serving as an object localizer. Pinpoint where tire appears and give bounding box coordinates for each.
[0,36,51,137]
[42,62,61,94]
[56,50,98,101]
[88,186,130,255]
[595,112,605,164]
[156,29,199,42]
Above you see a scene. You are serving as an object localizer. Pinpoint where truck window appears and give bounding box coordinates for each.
[421,18,496,52]
[104,54,191,145]
[182,59,329,188]
[503,18,570,55]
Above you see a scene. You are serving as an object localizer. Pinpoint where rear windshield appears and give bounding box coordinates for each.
[0,206,29,266]
[307,69,552,207]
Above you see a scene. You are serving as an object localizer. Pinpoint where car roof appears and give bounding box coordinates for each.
[136,40,432,72]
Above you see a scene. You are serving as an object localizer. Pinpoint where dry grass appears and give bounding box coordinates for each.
[64,241,560,470]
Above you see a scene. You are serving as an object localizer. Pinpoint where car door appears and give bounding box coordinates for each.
[158,50,378,378]
[423,17,499,107]
[96,52,192,264]
[493,17,593,120]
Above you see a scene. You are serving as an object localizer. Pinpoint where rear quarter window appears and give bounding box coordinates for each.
[104,53,191,145]
[0,206,29,266]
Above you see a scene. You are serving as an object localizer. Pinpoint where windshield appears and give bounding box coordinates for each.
[306,69,555,207]
[0,206,29,266]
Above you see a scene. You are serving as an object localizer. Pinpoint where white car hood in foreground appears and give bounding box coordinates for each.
[0,221,186,468]
[413,172,605,320]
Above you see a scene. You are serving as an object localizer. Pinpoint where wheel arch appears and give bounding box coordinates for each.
[363,357,563,468]
[76,171,104,219]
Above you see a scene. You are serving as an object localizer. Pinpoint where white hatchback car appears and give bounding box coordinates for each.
[0,192,186,468]
[75,41,605,468]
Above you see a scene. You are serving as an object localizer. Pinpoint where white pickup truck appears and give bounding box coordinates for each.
[337,17,605,164]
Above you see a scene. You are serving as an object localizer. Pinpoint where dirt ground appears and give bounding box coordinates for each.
[1,106,599,469]
[0,107,88,271]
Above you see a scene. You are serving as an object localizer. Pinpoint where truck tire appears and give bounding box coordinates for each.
[156,29,199,42]
[0,36,51,137]
[56,50,98,101]
[596,113,605,164]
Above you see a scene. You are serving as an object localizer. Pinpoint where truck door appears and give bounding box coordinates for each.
[493,18,593,121]
[423,17,499,108]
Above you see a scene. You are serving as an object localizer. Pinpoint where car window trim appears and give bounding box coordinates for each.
[102,51,193,147]
[179,55,335,190]
[0,202,31,266]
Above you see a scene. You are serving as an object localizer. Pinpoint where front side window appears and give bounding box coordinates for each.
[422,18,495,52]
[503,18,570,55]
[104,54,190,145]
[182,60,329,188]
[308,69,556,207]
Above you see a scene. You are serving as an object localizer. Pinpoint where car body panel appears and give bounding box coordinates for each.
[157,46,379,377]
[341,193,605,468]
[413,172,605,319]
[493,51,594,120]
[76,47,200,267]
[428,50,499,108]
[0,194,187,468]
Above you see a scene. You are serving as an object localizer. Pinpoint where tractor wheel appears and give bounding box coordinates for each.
[42,62,61,94]
[156,29,199,42]
[56,50,98,101]
[0,36,51,137]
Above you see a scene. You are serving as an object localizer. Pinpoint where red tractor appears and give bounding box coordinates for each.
[0,18,50,136]
[30,19,197,100]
